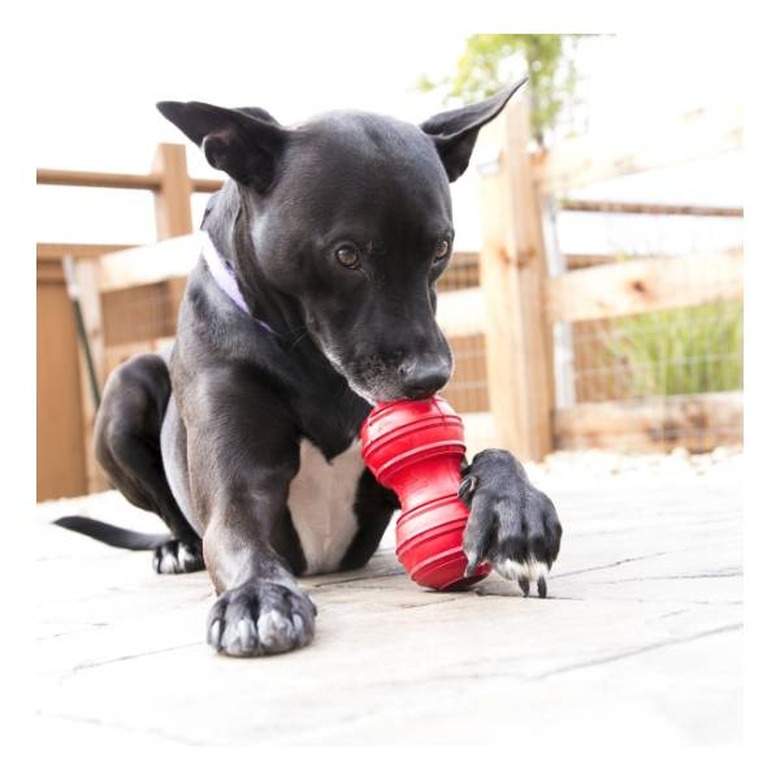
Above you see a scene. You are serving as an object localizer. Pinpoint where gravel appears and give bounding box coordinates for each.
[524,445,743,490]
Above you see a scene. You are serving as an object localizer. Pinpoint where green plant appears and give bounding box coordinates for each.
[417,34,587,146]
[601,301,744,398]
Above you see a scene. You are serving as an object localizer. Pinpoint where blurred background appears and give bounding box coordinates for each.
[36,28,744,502]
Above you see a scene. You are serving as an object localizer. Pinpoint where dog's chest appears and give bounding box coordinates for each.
[287,438,365,575]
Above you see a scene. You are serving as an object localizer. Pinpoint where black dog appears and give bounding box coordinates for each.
[55,79,562,657]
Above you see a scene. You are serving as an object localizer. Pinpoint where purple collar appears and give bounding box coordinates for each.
[200,230,278,337]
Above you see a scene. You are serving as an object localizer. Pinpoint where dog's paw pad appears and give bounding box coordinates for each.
[153,540,204,574]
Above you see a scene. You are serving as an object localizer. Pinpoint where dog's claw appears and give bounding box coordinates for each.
[208,618,223,649]
[518,576,530,597]
[464,555,480,579]
[237,618,257,653]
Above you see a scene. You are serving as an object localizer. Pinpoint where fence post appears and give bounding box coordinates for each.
[70,256,111,493]
[475,93,554,462]
[152,143,193,239]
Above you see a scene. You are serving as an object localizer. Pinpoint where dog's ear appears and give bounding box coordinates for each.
[420,79,528,182]
[156,101,287,191]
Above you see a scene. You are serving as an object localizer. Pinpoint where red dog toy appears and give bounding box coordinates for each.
[360,396,491,590]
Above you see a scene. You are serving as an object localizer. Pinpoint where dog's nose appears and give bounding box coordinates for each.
[398,358,451,400]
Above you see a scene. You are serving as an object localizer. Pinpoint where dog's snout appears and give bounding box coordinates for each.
[398,358,451,400]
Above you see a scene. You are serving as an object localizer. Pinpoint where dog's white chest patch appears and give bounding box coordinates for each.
[287,438,364,575]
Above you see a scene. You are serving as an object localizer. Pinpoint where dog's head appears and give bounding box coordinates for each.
[158,81,526,403]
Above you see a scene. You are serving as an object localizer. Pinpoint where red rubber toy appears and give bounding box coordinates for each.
[360,395,491,590]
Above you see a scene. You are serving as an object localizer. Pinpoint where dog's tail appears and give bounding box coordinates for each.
[52,516,173,550]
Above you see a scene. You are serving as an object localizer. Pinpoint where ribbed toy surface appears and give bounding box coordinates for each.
[360,396,491,590]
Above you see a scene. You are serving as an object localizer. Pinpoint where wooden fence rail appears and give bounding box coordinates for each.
[533,104,743,194]
[37,144,225,241]
[435,247,744,333]
[545,247,743,323]
[476,97,743,459]
[37,146,225,499]
[558,199,743,218]
[37,168,223,194]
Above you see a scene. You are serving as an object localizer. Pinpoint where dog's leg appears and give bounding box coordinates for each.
[94,354,204,573]
[458,449,562,597]
[338,470,399,571]
[180,376,316,657]
[204,527,317,657]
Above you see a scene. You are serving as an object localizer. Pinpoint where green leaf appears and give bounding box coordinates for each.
[417,34,590,145]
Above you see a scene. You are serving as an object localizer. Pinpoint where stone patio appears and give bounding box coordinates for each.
[32,449,742,746]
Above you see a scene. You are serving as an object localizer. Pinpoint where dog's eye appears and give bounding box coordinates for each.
[335,244,361,269]
[434,239,450,262]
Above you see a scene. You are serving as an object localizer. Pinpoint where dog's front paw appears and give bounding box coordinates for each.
[459,449,562,597]
[206,579,317,657]
[153,539,204,574]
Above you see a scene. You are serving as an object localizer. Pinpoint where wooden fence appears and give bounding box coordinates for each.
[36,96,743,500]
[37,146,222,499]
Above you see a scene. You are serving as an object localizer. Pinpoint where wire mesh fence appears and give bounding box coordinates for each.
[571,302,743,404]
[551,199,744,453]
[438,252,489,413]
[101,278,185,375]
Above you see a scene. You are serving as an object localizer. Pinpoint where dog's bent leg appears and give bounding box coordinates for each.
[181,376,316,657]
[338,470,399,571]
[95,354,204,573]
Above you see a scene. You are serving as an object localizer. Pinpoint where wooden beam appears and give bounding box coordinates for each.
[37,258,67,285]
[554,391,743,453]
[97,234,200,292]
[476,94,554,461]
[559,199,743,218]
[535,105,743,195]
[37,265,88,500]
[151,143,193,239]
[437,288,485,337]
[191,176,225,193]
[37,164,223,195]
[104,337,176,376]
[37,169,161,190]
[37,242,137,261]
[460,412,499,459]
[546,248,743,323]
[564,253,620,270]
[71,257,110,493]
[562,251,698,270]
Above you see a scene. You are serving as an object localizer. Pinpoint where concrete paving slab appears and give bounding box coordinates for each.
[32,450,743,746]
